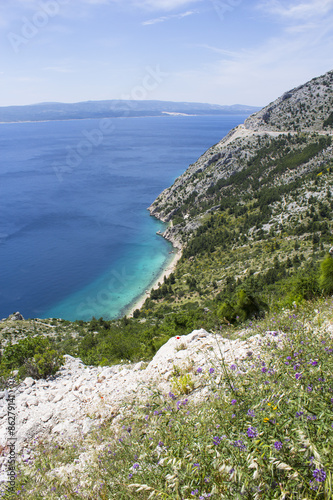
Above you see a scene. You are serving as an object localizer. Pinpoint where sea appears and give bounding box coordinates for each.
[0,114,249,321]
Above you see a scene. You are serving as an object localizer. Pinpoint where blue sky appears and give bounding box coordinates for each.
[1,0,333,107]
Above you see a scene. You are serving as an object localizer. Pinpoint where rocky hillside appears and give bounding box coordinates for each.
[245,70,333,132]
[148,69,333,250]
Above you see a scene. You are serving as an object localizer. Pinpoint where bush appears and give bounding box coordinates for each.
[218,290,267,323]
[319,254,333,294]
[21,348,64,380]
[0,336,64,380]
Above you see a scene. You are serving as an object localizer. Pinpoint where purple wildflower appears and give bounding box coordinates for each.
[230,364,237,371]
[133,463,139,470]
[274,441,283,450]
[233,439,246,450]
[247,409,255,417]
[231,399,237,405]
[197,367,203,373]
[158,441,164,447]
[295,373,302,380]
[168,392,176,400]
[247,427,258,438]
[313,469,326,482]
[209,368,215,374]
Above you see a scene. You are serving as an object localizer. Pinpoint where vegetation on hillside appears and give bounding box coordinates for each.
[9,299,333,499]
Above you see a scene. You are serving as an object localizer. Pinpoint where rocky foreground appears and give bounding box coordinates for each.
[0,327,279,475]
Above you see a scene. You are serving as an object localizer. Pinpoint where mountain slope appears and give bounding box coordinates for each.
[145,69,333,318]
[245,69,333,132]
[149,69,333,240]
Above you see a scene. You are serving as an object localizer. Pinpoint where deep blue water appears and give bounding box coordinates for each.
[0,115,248,321]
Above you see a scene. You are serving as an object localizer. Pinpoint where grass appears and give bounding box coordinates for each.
[5,298,333,499]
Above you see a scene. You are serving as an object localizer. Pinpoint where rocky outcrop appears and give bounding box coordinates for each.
[245,70,333,132]
[1,312,24,323]
[0,327,283,462]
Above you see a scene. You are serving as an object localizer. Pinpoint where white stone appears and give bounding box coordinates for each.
[23,377,35,387]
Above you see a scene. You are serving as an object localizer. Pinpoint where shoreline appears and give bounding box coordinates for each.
[126,245,182,317]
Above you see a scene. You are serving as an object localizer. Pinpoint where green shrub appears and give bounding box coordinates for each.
[0,336,64,380]
[218,290,267,323]
[20,348,64,380]
[319,253,333,294]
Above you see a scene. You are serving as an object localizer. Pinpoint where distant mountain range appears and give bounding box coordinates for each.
[0,100,261,123]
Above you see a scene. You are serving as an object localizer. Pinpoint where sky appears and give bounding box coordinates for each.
[0,0,333,107]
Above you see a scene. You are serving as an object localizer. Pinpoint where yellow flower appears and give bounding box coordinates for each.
[263,417,270,423]
[273,407,277,410]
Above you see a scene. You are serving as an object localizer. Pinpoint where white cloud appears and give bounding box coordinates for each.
[258,0,333,20]
[142,9,197,25]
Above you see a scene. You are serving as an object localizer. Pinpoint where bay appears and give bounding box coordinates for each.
[0,114,248,320]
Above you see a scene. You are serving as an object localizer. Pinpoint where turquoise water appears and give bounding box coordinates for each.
[0,115,249,320]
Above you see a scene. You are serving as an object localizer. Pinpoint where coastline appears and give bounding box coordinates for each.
[126,245,182,317]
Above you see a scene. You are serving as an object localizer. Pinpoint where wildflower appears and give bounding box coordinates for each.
[311,361,318,366]
[231,399,237,405]
[295,411,304,418]
[213,436,222,446]
[176,336,181,339]
[209,368,215,374]
[158,441,164,447]
[128,473,133,479]
[197,367,203,373]
[261,367,267,373]
[247,427,258,438]
[295,373,302,380]
[310,480,318,491]
[313,469,326,482]
[193,463,200,468]
[168,392,176,400]
[191,489,199,496]
[247,409,255,417]
[230,364,237,371]
[233,439,246,450]
[133,463,139,470]
[274,441,283,450]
